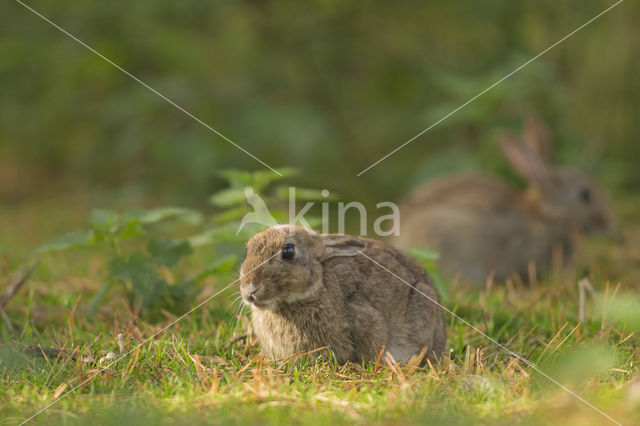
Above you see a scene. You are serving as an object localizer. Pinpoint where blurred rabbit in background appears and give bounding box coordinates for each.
[393,116,613,283]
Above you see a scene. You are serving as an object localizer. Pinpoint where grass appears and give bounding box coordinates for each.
[1,195,639,425]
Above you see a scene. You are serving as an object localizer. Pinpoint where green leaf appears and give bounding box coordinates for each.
[108,253,167,311]
[208,187,247,207]
[217,169,254,187]
[168,280,200,304]
[190,254,238,283]
[251,168,298,191]
[275,186,337,201]
[33,229,96,254]
[598,294,640,330]
[211,206,249,224]
[406,246,441,262]
[188,224,256,247]
[188,229,217,248]
[217,168,298,191]
[147,239,193,267]
[117,224,145,240]
[424,264,450,303]
[406,247,449,302]
[89,209,120,234]
[124,207,202,226]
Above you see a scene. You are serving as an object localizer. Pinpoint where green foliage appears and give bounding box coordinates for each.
[4,1,638,201]
[599,293,640,331]
[406,246,450,303]
[34,207,202,255]
[197,167,326,247]
[535,343,617,391]
[31,168,329,317]
[33,206,230,317]
[33,229,96,254]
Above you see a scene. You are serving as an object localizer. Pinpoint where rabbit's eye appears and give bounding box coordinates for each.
[579,188,591,204]
[282,244,295,261]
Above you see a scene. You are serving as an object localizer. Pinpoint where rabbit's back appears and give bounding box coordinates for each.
[394,174,565,282]
[323,238,447,361]
[400,174,521,211]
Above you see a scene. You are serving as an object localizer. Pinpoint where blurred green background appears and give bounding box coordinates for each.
[1,4,639,423]
[1,0,638,211]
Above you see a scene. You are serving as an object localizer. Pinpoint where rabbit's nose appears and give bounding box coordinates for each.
[244,282,259,302]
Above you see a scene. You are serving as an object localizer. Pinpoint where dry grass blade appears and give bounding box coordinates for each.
[236,357,257,377]
[190,353,210,386]
[536,322,569,363]
[405,346,429,377]
[541,323,582,364]
[372,345,385,376]
[384,352,407,385]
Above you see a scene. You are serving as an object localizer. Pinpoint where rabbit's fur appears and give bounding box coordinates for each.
[392,117,612,283]
[240,225,447,364]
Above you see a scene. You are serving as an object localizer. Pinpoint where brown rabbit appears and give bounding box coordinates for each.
[239,225,447,364]
[392,116,612,283]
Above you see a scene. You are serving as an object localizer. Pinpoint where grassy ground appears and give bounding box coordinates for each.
[1,195,639,425]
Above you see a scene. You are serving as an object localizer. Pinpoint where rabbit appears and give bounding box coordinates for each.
[239,224,447,365]
[392,116,612,283]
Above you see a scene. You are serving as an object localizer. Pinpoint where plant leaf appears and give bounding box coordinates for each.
[424,264,450,303]
[124,207,202,226]
[217,169,254,187]
[108,253,166,311]
[211,206,249,224]
[208,187,247,207]
[191,254,238,283]
[89,209,120,234]
[147,239,193,267]
[33,229,96,254]
[275,186,337,201]
[251,168,298,191]
[406,247,441,262]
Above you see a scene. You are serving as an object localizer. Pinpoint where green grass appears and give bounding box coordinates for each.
[1,198,639,425]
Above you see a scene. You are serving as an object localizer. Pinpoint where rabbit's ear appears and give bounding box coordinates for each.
[500,134,550,183]
[319,235,366,262]
[524,115,551,161]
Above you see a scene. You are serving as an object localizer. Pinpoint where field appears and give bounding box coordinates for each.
[1,194,639,426]
[2,1,639,425]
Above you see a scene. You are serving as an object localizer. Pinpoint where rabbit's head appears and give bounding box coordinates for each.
[500,116,612,233]
[240,225,366,309]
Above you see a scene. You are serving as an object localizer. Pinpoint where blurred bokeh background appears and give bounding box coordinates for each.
[1,4,639,423]
[1,0,638,242]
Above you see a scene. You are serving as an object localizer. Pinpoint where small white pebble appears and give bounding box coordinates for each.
[99,352,117,363]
